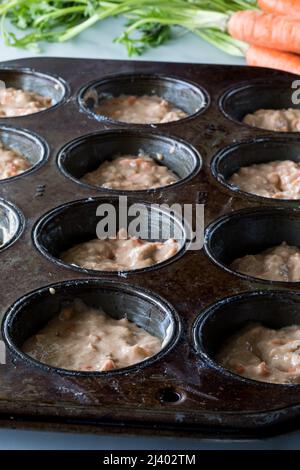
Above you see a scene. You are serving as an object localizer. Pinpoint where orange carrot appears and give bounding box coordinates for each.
[228,11,300,54]
[246,45,300,75]
[258,0,300,18]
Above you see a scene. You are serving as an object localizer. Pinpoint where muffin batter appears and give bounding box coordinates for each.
[217,323,300,384]
[229,160,300,200]
[61,229,179,271]
[231,242,300,282]
[243,108,300,132]
[81,154,179,190]
[95,94,187,124]
[0,87,52,117]
[0,141,30,179]
[23,300,162,372]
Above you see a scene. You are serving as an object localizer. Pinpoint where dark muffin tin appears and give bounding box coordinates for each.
[1,57,300,438]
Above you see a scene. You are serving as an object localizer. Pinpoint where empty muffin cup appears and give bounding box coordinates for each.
[193,290,300,386]
[220,81,300,131]
[33,197,187,274]
[0,67,68,117]
[2,279,181,376]
[211,138,300,204]
[204,207,300,285]
[0,126,49,181]
[0,199,24,250]
[58,130,201,192]
[78,73,208,125]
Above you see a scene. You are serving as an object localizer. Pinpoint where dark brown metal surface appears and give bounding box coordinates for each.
[0,57,300,438]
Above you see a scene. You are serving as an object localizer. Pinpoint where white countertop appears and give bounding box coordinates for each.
[0,16,298,450]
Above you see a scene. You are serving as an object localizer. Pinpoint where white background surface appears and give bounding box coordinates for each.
[0,16,298,450]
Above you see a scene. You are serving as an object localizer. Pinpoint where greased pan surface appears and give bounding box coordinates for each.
[0,57,300,438]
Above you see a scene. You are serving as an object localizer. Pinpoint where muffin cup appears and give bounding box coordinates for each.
[220,80,300,132]
[0,126,49,182]
[78,73,209,126]
[211,137,300,206]
[33,197,188,275]
[193,290,300,388]
[57,129,201,193]
[204,207,300,286]
[2,279,181,376]
[0,67,68,118]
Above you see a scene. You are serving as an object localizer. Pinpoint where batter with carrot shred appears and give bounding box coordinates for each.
[217,322,300,384]
[0,141,31,179]
[229,159,300,199]
[81,153,179,190]
[0,86,52,117]
[22,300,163,372]
[95,94,187,124]
[243,109,300,132]
[61,228,179,271]
[231,242,300,282]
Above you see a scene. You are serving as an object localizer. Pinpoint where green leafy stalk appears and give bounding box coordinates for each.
[0,0,258,55]
[115,1,252,56]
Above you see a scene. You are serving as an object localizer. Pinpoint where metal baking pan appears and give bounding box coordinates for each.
[0,56,300,438]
